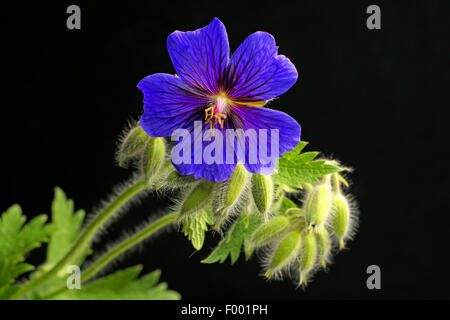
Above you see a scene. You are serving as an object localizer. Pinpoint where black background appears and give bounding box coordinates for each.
[1,0,449,299]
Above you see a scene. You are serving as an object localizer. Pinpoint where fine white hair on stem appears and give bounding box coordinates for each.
[82,208,178,281]
[85,172,151,245]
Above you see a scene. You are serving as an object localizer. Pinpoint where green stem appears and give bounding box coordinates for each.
[40,212,179,300]
[10,179,147,300]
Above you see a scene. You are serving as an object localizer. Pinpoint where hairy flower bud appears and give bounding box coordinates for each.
[117,125,148,166]
[251,173,274,222]
[224,164,247,207]
[154,163,196,191]
[298,231,317,286]
[315,228,331,268]
[141,137,166,183]
[250,216,290,248]
[265,231,302,279]
[211,164,249,229]
[331,193,351,250]
[180,180,215,216]
[304,181,333,228]
[213,163,247,213]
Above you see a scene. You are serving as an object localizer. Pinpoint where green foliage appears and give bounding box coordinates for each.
[28,188,89,299]
[54,266,180,300]
[47,187,86,265]
[0,205,52,299]
[274,141,341,187]
[0,187,180,300]
[181,208,213,250]
[277,197,298,215]
[202,212,262,265]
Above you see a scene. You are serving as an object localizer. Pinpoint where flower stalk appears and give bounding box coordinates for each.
[39,212,179,300]
[10,178,147,300]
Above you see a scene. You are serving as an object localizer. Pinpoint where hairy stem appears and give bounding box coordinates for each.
[41,212,179,300]
[10,179,147,300]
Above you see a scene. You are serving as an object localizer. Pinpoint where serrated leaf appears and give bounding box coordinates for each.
[181,208,213,251]
[274,142,341,187]
[281,141,309,160]
[0,205,52,299]
[29,187,90,299]
[202,212,262,265]
[54,266,180,300]
[47,187,86,265]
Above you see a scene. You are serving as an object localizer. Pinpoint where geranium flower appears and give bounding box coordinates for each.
[138,18,301,181]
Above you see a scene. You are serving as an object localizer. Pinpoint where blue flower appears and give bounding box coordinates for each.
[138,18,301,182]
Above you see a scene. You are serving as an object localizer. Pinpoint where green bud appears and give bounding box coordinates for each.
[251,173,274,222]
[141,137,166,183]
[225,163,247,208]
[180,179,215,216]
[154,164,195,191]
[332,193,350,250]
[211,164,248,229]
[298,231,317,286]
[304,182,333,228]
[265,231,302,279]
[117,125,148,166]
[315,228,331,268]
[250,216,290,248]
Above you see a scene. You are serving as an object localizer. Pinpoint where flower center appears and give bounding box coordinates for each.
[204,93,229,138]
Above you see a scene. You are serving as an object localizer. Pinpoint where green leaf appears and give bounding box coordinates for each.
[279,141,309,160]
[202,212,262,265]
[28,187,89,299]
[277,197,298,215]
[47,187,86,265]
[0,205,52,299]
[181,208,213,250]
[54,266,180,300]
[274,141,341,187]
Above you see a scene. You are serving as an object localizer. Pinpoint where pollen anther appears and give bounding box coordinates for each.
[204,106,226,138]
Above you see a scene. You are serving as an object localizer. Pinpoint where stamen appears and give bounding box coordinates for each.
[204,110,227,138]
[205,106,215,122]
[204,94,229,138]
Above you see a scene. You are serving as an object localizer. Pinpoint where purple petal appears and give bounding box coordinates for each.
[226,32,298,102]
[171,120,237,182]
[138,73,206,137]
[230,106,301,175]
[174,160,237,182]
[171,106,300,180]
[167,18,229,94]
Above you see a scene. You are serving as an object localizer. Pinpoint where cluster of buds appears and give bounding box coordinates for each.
[117,124,357,288]
[250,172,357,287]
[175,164,276,231]
[116,125,278,228]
